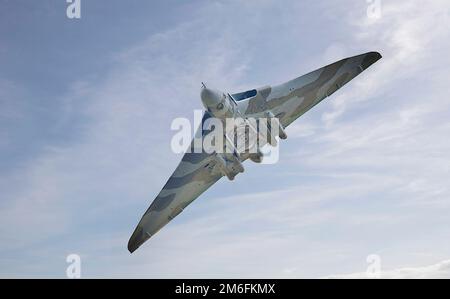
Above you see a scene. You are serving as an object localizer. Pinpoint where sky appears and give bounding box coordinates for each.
[1,0,450,278]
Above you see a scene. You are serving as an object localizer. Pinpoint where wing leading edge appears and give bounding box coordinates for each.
[128,112,222,253]
[235,51,382,128]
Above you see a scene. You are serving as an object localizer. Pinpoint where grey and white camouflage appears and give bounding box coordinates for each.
[128,51,382,253]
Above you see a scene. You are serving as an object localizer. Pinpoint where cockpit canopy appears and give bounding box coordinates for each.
[231,89,257,101]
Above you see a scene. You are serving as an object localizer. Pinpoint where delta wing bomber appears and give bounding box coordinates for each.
[128,51,382,253]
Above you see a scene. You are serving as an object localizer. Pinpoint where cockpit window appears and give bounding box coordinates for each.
[231,89,257,101]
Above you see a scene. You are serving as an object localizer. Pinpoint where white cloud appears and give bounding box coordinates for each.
[322,0,450,125]
[0,6,252,251]
[327,259,450,279]
[2,0,450,278]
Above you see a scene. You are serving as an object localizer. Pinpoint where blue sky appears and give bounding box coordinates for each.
[1,0,450,278]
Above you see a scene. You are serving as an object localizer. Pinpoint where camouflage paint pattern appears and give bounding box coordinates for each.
[128,51,382,253]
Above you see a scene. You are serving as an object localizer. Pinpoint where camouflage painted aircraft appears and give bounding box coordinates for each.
[128,51,382,253]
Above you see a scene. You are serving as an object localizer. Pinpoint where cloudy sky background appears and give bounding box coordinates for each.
[1,0,450,278]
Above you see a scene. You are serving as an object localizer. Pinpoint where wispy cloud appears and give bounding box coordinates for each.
[327,259,450,279]
[1,0,450,278]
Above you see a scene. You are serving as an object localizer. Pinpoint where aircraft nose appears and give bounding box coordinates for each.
[201,88,221,108]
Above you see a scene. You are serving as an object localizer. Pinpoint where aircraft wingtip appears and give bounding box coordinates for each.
[127,225,150,254]
[360,51,382,70]
[127,243,137,254]
[372,51,382,60]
